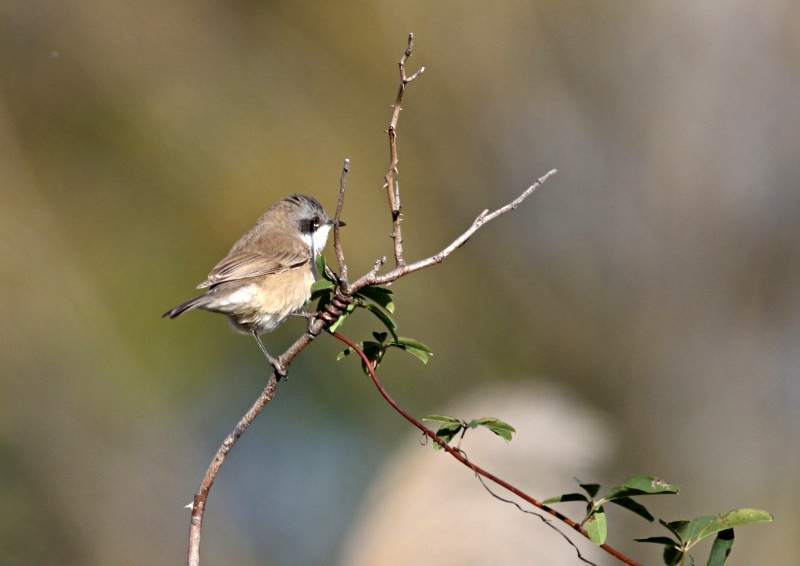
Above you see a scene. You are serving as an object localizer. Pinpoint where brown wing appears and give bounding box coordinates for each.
[197,233,310,289]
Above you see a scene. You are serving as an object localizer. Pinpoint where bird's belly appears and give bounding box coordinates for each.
[204,271,313,334]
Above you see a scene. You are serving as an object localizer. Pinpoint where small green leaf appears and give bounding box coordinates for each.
[311,280,335,304]
[394,337,433,363]
[585,506,608,546]
[605,476,679,500]
[336,347,355,361]
[423,415,461,424]
[395,337,433,353]
[635,535,684,566]
[573,478,601,499]
[706,528,734,566]
[696,509,772,542]
[315,254,334,282]
[310,278,335,292]
[431,421,464,450]
[660,519,691,542]
[663,546,684,566]
[685,516,717,541]
[472,417,516,442]
[356,285,395,313]
[609,496,655,522]
[328,303,356,332]
[364,303,399,342]
[396,345,430,364]
[543,493,589,505]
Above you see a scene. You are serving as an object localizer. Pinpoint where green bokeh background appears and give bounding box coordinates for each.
[2,2,799,564]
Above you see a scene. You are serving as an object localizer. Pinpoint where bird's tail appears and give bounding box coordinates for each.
[162,294,209,319]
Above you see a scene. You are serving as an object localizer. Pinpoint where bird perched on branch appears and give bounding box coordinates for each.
[163,193,343,367]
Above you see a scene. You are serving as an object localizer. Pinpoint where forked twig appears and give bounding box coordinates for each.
[384,33,425,268]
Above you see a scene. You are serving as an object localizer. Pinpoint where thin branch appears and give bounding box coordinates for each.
[188,376,279,566]
[353,169,557,291]
[329,331,643,566]
[334,158,350,292]
[384,33,425,268]
[187,315,329,565]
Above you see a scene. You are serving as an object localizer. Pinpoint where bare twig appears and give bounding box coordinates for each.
[384,33,425,268]
[334,158,350,292]
[188,376,279,566]
[352,169,557,291]
[187,316,330,565]
[329,332,643,566]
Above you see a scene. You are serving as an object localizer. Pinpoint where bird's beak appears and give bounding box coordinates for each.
[332,219,346,227]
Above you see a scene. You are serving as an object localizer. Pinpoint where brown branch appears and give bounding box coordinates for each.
[384,33,425,268]
[352,169,557,291]
[329,331,643,566]
[188,376,279,566]
[187,315,329,565]
[334,158,350,292]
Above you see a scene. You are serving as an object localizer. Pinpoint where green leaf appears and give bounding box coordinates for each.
[685,516,717,541]
[336,347,355,361]
[660,519,691,542]
[396,345,430,363]
[327,303,355,332]
[706,529,734,566]
[394,337,433,363]
[432,421,464,450]
[472,417,515,442]
[605,476,679,500]
[663,546,684,566]
[364,303,399,343]
[696,509,772,543]
[395,337,433,353]
[573,478,601,499]
[609,496,655,522]
[310,278,335,292]
[356,285,395,313]
[422,415,461,424]
[585,506,608,546]
[543,493,589,505]
[315,254,334,282]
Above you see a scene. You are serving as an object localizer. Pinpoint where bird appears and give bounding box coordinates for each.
[163,193,342,369]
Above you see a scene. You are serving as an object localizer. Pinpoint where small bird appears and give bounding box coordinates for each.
[163,193,342,367]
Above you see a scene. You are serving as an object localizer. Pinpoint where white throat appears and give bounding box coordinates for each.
[303,223,332,256]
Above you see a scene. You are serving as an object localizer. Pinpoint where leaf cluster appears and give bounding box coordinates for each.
[312,255,432,373]
[422,415,516,450]
[545,477,771,565]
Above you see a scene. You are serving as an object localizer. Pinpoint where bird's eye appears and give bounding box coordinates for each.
[312,216,320,228]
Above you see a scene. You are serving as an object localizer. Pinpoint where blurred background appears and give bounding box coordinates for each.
[2,1,799,564]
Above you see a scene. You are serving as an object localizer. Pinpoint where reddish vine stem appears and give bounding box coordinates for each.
[329,331,643,566]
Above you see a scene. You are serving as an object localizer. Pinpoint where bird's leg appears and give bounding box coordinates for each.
[251,330,287,379]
